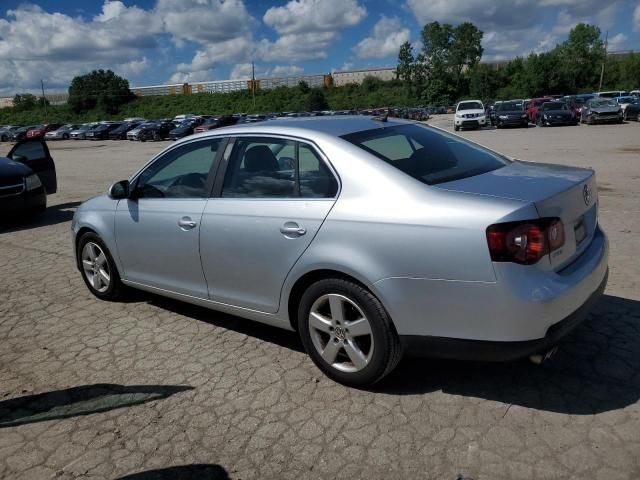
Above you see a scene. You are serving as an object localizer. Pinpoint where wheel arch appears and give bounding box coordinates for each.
[285,268,380,331]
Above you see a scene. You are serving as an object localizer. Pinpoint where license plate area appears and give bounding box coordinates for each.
[574,216,587,245]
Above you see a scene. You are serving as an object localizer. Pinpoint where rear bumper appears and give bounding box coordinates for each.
[375,226,609,346]
[400,268,607,361]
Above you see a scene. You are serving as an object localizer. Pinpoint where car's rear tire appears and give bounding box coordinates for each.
[297,278,402,387]
[77,232,125,301]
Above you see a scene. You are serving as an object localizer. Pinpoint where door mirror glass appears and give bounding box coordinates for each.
[109,180,130,199]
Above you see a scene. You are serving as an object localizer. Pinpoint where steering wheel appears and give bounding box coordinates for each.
[172,173,207,190]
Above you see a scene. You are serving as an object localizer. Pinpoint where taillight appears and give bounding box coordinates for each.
[486,218,565,265]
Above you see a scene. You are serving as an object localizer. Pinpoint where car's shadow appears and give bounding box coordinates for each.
[115,464,229,480]
[0,200,81,233]
[0,384,193,428]
[375,294,640,415]
[132,291,305,354]
[132,291,640,415]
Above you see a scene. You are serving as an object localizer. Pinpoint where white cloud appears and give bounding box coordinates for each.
[482,28,558,60]
[168,36,253,83]
[256,31,336,62]
[258,0,367,62]
[264,0,366,35]
[633,4,640,32]
[0,2,161,94]
[354,16,410,59]
[158,0,254,46]
[607,32,627,50]
[405,0,538,30]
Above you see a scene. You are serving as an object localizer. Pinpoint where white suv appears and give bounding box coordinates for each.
[454,100,487,131]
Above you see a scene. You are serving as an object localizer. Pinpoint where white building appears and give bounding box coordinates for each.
[332,67,397,87]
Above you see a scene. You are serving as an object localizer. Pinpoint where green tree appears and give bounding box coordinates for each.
[397,41,414,84]
[306,88,328,111]
[68,69,134,114]
[415,21,483,103]
[559,23,604,92]
[297,81,310,94]
[12,93,46,111]
[449,22,484,95]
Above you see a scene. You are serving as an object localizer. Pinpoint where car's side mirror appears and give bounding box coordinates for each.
[108,180,130,199]
[11,154,28,164]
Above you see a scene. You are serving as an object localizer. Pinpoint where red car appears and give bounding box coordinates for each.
[527,97,553,122]
[27,123,63,139]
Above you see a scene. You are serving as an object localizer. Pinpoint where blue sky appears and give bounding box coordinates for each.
[0,0,638,95]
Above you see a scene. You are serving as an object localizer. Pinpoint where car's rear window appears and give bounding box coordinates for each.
[342,124,510,185]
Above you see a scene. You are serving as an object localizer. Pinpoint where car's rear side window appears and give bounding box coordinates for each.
[342,124,509,185]
[222,137,338,199]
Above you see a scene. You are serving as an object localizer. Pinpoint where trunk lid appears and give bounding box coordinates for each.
[436,160,598,269]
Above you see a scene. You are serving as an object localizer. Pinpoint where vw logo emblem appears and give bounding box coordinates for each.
[583,184,592,206]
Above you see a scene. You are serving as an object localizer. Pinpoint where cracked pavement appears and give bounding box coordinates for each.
[1,117,639,479]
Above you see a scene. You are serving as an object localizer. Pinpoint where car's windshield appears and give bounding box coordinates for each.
[457,102,483,111]
[496,102,523,111]
[542,103,567,111]
[590,99,616,107]
[342,124,509,186]
[616,97,634,103]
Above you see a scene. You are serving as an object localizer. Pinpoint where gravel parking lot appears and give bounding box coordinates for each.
[1,116,639,480]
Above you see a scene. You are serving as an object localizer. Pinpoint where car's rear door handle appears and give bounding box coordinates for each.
[280,222,306,237]
[178,216,197,230]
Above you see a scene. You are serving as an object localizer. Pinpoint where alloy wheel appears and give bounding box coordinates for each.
[308,294,374,373]
[81,242,111,293]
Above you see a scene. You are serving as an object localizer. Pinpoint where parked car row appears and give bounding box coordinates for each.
[457,93,640,131]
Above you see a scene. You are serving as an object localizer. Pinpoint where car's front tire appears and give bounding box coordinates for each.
[297,278,402,387]
[77,232,125,301]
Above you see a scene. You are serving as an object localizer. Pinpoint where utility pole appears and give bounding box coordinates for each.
[251,61,256,109]
[41,79,48,122]
[598,30,608,92]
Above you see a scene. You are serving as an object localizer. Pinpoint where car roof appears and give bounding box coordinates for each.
[190,116,415,140]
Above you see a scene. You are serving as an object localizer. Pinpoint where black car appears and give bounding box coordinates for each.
[0,139,56,218]
[9,126,37,142]
[494,101,528,128]
[536,102,577,126]
[168,118,204,140]
[85,123,123,140]
[109,122,142,140]
[623,100,640,121]
[580,98,623,124]
[137,121,175,141]
[0,126,22,142]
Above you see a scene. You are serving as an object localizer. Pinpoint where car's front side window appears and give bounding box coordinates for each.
[135,139,222,199]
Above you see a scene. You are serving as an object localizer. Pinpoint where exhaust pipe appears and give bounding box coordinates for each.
[529,346,558,365]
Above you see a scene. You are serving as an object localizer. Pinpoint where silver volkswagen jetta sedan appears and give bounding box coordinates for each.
[72,116,608,386]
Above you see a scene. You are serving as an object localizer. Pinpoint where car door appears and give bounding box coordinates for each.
[114,137,225,298]
[199,136,339,313]
[8,139,56,194]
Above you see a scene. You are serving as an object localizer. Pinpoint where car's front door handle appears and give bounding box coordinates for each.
[178,216,197,230]
[280,222,306,237]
